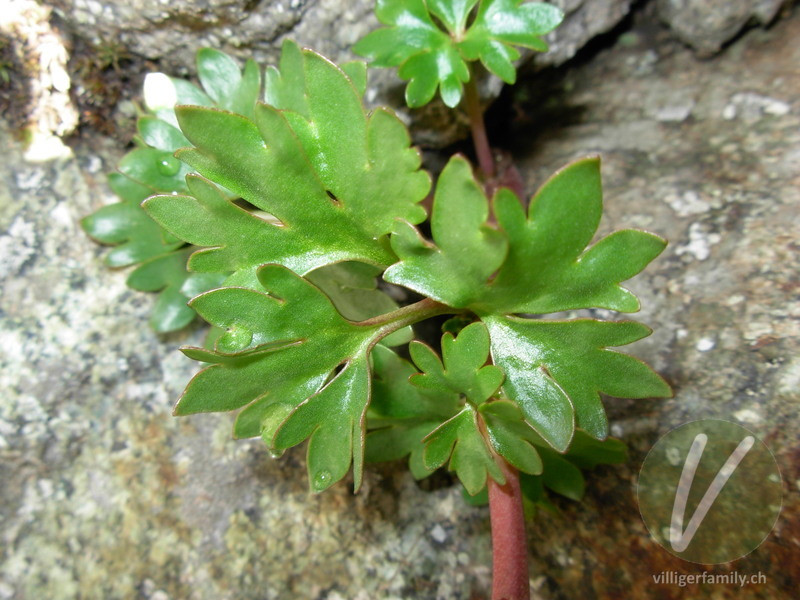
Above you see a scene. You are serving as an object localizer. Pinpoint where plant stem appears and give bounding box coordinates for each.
[463,73,495,179]
[488,458,529,600]
[360,297,452,339]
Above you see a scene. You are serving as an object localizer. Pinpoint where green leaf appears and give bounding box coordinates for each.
[423,406,504,495]
[365,346,460,479]
[400,42,470,108]
[148,44,429,278]
[516,448,587,505]
[127,250,194,332]
[459,1,564,83]
[85,47,263,333]
[353,0,449,68]
[471,430,626,509]
[479,400,543,475]
[381,154,668,458]
[126,249,227,332]
[263,40,308,112]
[145,49,259,125]
[384,155,507,308]
[81,173,183,267]
[340,60,368,97]
[428,0,480,35]
[117,146,190,195]
[354,0,564,107]
[196,49,263,119]
[401,323,545,494]
[483,316,672,450]
[480,157,667,314]
[143,73,213,129]
[137,116,190,153]
[306,263,412,346]
[538,447,585,501]
[174,264,411,492]
[409,322,504,405]
[197,48,242,105]
[562,430,628,469]
[354,0,469,107]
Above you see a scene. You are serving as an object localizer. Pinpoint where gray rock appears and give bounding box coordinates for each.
[50,0,379,74]
[50,0,641,147]
[52,0,635,72]
[49,0,794,147]
[657,0,786,55]
[541,0,635,66]
[2,7,799,598]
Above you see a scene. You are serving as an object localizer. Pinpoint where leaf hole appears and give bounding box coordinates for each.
[322,362,347,386]
[233,197,285,227]
[326,189,341,205]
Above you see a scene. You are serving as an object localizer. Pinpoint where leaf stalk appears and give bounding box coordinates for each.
[463,70,495,180]
[359,297,452,340]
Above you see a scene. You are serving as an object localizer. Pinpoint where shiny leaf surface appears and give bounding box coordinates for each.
[409,322,504,405]
[479,157,668,314]
[175,264,415,493]
[384,156,507,308]
[146,43,428,279]
[484,316,671,450]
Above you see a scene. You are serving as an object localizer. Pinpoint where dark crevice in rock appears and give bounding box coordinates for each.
[0,30,36,139]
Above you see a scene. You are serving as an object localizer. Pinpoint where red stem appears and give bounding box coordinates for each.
[488,458,529,600]
[463,75,495,179]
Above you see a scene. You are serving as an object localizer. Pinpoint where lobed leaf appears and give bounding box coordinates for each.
[306,263,412,346]
[459,0,563,83]
[174,264,409,492]
[375,323,547,491]
[82,173,183,268]
[409,322,504,405]
[84,47,263,332]
[468,429,627,509]
[479,157,667,314]
[423,407,504,495]
[366,345,461,479]
[479,400,543,476]
[263,42,429,238]
[381,155,670,453]
[147,43,429,279]
[126,248,224,332]
[483,316,672,450]
[197,49,262,119]
[384,155,507,308]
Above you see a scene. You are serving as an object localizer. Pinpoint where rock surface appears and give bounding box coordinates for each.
[657,0,787,55]
[48,0,639,146]
[1,1,77,160]
[50,0,635,73]
[1,6,799,600]
[46,0,793,147]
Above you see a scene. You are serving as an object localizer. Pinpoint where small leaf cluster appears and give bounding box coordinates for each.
[353,0,564,107]
[461,428,628,513]
[81,49,261,331]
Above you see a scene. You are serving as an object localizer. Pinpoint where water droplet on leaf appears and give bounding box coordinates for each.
[314,470,332,490]
[157,155,181,176]
[219,325,253,352]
